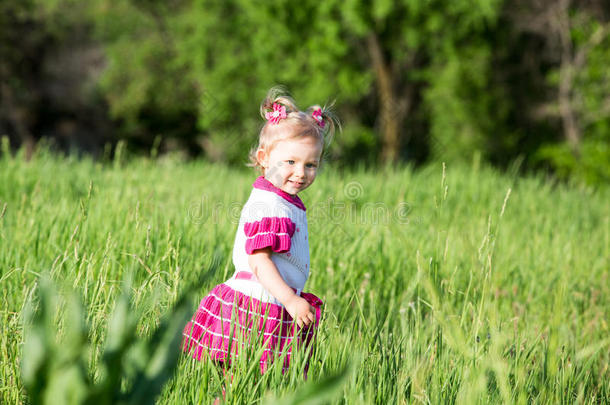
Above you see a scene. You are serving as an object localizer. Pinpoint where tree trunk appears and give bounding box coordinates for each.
[367,34,400,163]
[556,0,581,156]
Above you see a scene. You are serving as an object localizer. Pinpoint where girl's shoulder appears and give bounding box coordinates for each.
[243,189,310,225]
[242,188,293,218]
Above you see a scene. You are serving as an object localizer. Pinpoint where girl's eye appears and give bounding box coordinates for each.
[306,163,317,169]
[287,160,295,165]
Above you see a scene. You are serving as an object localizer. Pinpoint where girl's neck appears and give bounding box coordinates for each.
[253,176,306,211]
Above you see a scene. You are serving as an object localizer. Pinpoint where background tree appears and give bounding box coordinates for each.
[1,0,609,184]
[92,0,200,154]
[498,0,610,183]
[0,0,110,157]
[341,0,503,164]
[543,1,610,183]
[174,0,504,164]
[173,0,372,163]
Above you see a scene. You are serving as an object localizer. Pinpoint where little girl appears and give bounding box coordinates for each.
[183,88,336,374]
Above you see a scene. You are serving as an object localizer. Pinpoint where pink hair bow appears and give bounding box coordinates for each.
[265,103,287,124]
[312,108,325,128]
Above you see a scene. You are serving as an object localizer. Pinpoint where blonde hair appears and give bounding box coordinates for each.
[248,86,339,173]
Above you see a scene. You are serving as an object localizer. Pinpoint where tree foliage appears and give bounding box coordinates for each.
[1,0,609,183]
[539,10,610,183]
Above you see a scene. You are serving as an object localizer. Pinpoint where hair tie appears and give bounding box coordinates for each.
[265,103,287,124]
[312,108,325,128]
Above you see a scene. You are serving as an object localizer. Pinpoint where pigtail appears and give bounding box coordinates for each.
[307,103,340,149]
[259,86,299,120]
[251,87,301,172]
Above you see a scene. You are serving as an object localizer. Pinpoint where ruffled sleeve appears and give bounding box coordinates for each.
[244,217,296,254]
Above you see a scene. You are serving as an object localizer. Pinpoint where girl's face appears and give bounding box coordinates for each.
[257,135,323,195]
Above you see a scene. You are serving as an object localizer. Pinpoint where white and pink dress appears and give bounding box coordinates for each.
[182,176,323,373]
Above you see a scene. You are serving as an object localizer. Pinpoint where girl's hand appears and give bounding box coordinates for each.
[285,295,316,329]
[248,248,316,328]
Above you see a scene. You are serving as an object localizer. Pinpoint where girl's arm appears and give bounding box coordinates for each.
[248,247,315,328]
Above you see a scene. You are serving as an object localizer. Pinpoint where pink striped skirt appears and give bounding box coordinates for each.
[182,283,323,373]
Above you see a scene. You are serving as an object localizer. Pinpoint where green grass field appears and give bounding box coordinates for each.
[1,146,609,404]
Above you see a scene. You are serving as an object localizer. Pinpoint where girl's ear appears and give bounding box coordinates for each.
[256,148,268,169]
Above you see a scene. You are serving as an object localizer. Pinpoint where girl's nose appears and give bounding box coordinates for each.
[294,165,305,177]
